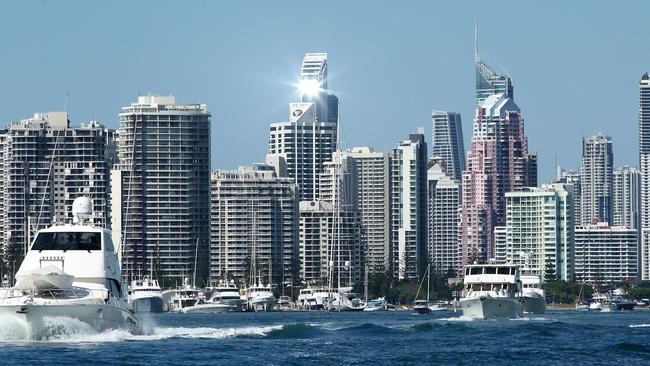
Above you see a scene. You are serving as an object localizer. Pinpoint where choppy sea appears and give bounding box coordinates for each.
[1,310,649,365]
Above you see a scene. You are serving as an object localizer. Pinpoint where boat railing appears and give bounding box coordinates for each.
[0,286,116,306]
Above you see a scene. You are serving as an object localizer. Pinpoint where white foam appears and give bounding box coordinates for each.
[511,317,552,322]
[0,314,284,343]
[437,315,477,322]
[629,324,650,328]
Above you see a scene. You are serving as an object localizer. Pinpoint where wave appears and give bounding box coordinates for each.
[0,315,285,343]
[629,324,650,328]
[609,342,650,354]
[264,323,322,339]
[338,322,397,334]
[409,322,435,332]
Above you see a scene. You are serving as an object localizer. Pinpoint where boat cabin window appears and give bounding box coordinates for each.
[469,267,482,275]
[32,232,101,251]
[497,267,510,275]
[484,267,497,274]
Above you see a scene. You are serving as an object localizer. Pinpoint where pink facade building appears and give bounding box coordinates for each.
[458,93,534,270]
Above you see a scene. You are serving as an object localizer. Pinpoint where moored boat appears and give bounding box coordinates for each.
[128,277,164,313]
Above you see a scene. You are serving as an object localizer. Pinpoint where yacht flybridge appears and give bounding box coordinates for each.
[0,197,141,337]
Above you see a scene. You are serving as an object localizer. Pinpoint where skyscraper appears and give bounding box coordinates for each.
[579,134,613,226]
[209,165,298,287]
[639,73,650,280]
[300,53,338,123]
[269,53,340,202]
[268,102,337,201]
[640,73,650,229]
[503,184,575,280]
[341,147,391,274]
[0,112,115,254]
[112,95,211,284]
[319,151,358,212]
[427,164,460,274]
[390,132,428,280]
[431,111,466,182]
[459,92,533,270]
[612,166,641,230]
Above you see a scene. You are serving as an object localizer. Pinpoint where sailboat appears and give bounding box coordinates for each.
[575,282,589,311]
[413,264,431,314]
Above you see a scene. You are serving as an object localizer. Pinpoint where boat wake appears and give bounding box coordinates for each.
[0,315,284,343]
[437,315,477,322]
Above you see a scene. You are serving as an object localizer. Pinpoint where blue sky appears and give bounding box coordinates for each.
[0,1,647,182]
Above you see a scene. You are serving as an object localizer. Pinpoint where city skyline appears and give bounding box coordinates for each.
[1,1,649,183]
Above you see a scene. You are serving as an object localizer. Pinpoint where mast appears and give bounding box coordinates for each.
[193,237,199,288]
[426,263,430,303]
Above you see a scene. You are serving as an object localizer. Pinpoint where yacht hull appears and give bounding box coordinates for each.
[181,303,236,313]
[460,297,523,320]
[248,298,276,312]
[0,303,141,338]
[519,296,546,314]
[129,296,164,313]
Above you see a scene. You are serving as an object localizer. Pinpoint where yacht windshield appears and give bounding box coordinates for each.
[32,232,101,251]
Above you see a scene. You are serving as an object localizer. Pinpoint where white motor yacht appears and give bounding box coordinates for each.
[459,263,523,320]
[162,278,203,312]
[209,280,245,311]
[364,297,392,312]
[0,197,141,337]
[298,287,338,310]
[515,252,546,314]
[181,299,234,313]
[128,277,164,313]
[244,283,276,312]
[518,275,546,314]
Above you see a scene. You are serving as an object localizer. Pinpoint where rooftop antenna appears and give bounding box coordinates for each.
[63,92,69,113]
[474,10,479,63]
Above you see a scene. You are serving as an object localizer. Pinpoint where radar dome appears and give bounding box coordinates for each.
[72,196,93,224]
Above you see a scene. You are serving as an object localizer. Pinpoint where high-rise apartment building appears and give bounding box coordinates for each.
[209,165,298,287]
[269,103,337,202]
[112,96,211,283]
[431,111,466,182]
[298,200,362,286]
[555,168,581,223]
[390,132,428,280]
[639,73,650,228]
[504,184,575,280]
[612,166,641,230]
[340,147,390,274]
[0,112,114,253]
[427,164,460,274]
[575,223,638,284]
[579,134,613,226]
[319,151,358,212]
[459,91,533,270]
[638,74,650,280]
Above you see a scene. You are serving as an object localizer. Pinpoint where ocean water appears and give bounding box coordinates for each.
[1,310,650,365]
